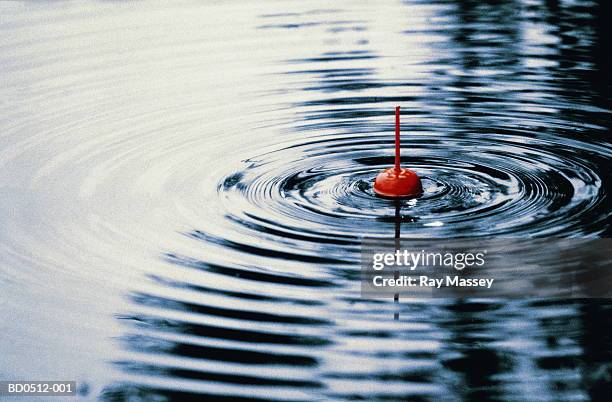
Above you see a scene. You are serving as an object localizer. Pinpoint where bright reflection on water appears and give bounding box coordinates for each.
[0,0,610,400]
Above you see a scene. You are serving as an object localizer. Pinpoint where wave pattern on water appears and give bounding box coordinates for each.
[0,0,611,401]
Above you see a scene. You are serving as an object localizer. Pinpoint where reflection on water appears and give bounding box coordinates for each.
[0,0,610,400]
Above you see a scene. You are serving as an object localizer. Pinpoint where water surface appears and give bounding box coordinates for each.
[0,1,610,400]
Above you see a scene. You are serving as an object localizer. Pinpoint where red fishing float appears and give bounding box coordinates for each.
[373,106,422,198]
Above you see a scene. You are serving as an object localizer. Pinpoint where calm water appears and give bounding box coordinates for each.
[0,1,611,401]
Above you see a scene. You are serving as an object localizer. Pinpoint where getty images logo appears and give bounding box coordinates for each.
[372,249,486,271]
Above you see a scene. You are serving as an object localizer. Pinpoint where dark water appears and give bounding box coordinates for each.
[0,1,611,401]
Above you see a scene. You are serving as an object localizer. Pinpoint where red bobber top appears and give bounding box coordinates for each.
[373,106,422,198]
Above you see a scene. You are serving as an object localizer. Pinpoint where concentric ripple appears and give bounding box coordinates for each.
[220,133,608,241]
